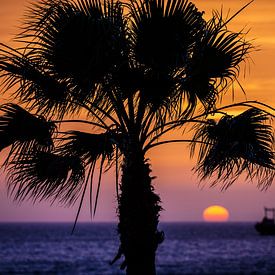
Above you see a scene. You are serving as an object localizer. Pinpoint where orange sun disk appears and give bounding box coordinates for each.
[203,205,229,222]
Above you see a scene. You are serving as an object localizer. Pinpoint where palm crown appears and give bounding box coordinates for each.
[0,1,274,273]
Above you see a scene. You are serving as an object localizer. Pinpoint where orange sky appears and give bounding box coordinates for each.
[0,0,274,222]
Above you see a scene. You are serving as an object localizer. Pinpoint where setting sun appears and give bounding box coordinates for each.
[203,205,230,222]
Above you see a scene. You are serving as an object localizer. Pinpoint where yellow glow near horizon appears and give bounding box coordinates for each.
[203,205,230,222]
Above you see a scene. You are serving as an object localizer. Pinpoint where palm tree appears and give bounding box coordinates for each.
[0,0,274,274]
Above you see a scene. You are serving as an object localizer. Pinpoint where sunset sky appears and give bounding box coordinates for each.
[0,0,274,223]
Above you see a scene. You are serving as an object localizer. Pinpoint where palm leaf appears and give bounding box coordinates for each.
[58,131,115,165]
[0,45,71,118]
[57,130,117,216]
[183,11,252,111]
[111,63,144,99]
[129,0,204,70]
[141,69,177,107]
[192,108,275,188]
[112,63,178,116]
[0,104,55,164]
[18,0,128,102]
[137,68,197,129]
[7,151,85,205]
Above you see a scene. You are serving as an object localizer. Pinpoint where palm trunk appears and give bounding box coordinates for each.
[116,149,163,275]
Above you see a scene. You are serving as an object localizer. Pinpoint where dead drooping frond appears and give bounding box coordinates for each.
[56,130,118,218]
[7,151,85,205]
[0,104,55,165]
[192,108,274,189]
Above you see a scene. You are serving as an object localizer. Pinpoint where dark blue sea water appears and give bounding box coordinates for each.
[0,222,275,274]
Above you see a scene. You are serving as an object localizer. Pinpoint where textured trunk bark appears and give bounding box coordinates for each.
[115,149,163,275]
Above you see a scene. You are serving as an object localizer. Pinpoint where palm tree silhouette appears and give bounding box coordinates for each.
[0,0,274,274]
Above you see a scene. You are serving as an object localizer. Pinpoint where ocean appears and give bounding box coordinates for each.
[0,222,275,274]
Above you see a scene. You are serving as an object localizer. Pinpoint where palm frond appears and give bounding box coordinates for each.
[138,69,197,130]
[141,69,177,108]
[129,0,204,70]
[111,63,144,99]
[112,63,178,121]
[17,0,68,40]
[56,130,117,216]
[191,108,275,189]
[58,131,115,166]
[0,45,71,118]
[0,104,55,164]
[183,10,252,111]
[18,0,128,103]
[7,151,85,205]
